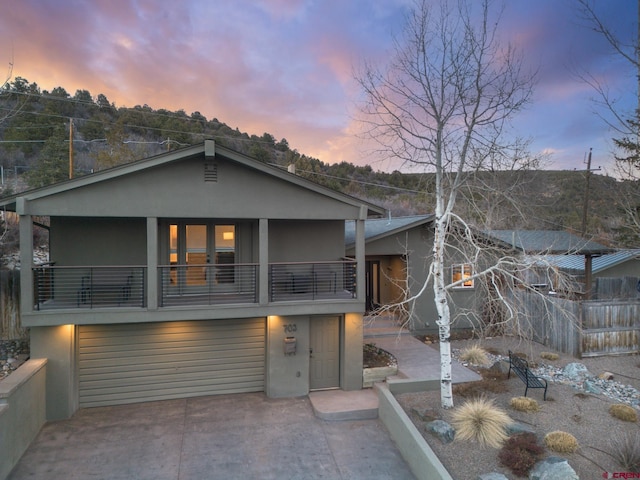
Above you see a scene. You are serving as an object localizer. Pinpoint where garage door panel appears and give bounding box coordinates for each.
[79,356,265,380]
[80,336,264,359]
[78,318,265,407]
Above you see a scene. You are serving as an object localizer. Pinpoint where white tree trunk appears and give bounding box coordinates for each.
[433,215,454,409]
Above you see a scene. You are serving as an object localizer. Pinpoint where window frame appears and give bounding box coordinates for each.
[451,263,474,289]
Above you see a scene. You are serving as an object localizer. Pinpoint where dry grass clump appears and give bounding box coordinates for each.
[544,431,579,453]
[509,396,540,413]
[451,397,511,448]
[498,432,544,477]
[540,351,559,361]
[610,432,640,473]
[609,403,638,422]
[459,345,491,366]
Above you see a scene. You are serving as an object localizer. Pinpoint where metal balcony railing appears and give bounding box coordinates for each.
[269,260,356,302]
[31,260,357,311]
[33,265,147,310]
[158,263,258,307]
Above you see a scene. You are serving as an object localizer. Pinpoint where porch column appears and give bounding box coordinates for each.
[17,199,33,313]
[259,218,269,305]
[147,217,158,310]
[355,209,366,302]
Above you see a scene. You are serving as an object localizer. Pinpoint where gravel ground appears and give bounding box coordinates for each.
[396,336,640,480]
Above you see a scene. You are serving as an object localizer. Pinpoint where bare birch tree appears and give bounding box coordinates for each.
[356,0,537,408]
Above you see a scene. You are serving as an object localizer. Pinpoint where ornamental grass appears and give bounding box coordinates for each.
[451,396,511,448]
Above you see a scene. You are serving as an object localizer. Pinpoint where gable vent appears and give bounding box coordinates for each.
[204,163,218,182]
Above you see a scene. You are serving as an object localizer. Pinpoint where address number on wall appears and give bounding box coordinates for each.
[283,324,297,333]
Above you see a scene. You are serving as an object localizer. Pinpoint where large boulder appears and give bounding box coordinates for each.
[529,457,578,480]
[562,363,590,381]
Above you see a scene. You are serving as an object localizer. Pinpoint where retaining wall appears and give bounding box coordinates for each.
[0,359,47,480]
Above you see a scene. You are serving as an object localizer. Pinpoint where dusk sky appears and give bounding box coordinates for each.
[0,0,636,173]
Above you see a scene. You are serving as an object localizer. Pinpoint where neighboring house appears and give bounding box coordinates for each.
[347,220,616,334]
[484,230,615,298]
[527,249,640,298]
[0,140,385,420]
[345,215,483,334]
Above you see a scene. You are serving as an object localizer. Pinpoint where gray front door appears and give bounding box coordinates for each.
[309,316,340,390]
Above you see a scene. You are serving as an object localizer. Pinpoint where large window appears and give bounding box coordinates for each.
[452,263,474,288]
[168,223,236,286]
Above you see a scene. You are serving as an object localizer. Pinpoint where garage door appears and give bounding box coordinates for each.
[78,318,265,408]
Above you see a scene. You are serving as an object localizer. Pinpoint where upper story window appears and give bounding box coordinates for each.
[167,222,236,286]
[452,263,474,288]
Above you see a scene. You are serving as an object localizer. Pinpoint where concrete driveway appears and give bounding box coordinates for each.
[8,392,415,480]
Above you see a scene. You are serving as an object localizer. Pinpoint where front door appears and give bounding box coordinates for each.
[309,316,340,390]
[366,260,381,312]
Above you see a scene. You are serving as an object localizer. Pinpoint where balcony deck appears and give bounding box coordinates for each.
[32,261,356,311]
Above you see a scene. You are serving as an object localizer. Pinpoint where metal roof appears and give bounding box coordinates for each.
[529,249,640,274]
[484,230,614,255]
[345,214,434,246]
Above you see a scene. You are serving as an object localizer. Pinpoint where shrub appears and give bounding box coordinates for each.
[544,431,579,453]
[540,351,559,361]
[459,345,491,366]
[509,396,540,413]
[451,397,511,448]
[498,432,545,477]
[609,404,638,423]
[610,432,640,473]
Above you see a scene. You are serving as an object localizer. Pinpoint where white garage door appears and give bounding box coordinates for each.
[78,318,265,408]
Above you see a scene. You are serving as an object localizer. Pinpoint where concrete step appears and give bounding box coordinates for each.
[308,389,379,421]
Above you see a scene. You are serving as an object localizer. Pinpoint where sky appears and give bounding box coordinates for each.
[0,0,636,173]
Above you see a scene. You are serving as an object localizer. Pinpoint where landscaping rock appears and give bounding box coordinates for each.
[488,359,510,375]
[562,363,590,381]
[582,378,603,395]
[529,457,578,480]
[505,422,536,436]
[478,473,509,480]
[426,419,455,444]
[598,371,614,380]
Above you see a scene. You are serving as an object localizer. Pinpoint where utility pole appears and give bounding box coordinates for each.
[69,118,74,179]
[580,148,592,236]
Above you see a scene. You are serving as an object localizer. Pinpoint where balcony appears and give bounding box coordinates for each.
[32,260,357,311]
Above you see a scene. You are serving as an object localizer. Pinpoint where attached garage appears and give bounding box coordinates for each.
[78,318,266,407]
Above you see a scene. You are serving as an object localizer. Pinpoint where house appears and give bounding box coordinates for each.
[526,249,640,298]
[347,220,617,333]
[484,230,615,298]
[345,215,484,334]
[0,140,385,420]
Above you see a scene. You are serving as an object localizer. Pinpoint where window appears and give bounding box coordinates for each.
[167,222,236,287]
[452,264,474,288]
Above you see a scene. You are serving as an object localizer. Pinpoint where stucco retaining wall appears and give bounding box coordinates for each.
[0,359,47,480]
[375,381,452,480]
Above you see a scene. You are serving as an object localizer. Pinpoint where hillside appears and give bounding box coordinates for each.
[0,77,633,247]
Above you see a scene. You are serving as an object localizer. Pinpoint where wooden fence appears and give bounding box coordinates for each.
[514,286,640,358]
[0,269,25,340]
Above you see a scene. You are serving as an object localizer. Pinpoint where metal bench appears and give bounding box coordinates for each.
[508,350,548,400]
[77,270,134,306]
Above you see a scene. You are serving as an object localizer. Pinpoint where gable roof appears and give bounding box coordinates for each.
[484,230,614,256]
[345,214,435,246]
[530,249,640,274]
[0,140,386,218]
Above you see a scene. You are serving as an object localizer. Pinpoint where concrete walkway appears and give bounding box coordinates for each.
[309,316,481,421]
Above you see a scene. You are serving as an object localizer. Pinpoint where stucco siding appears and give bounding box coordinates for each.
[50,217,147,266]
[23,156,363,220]
[269,220,345,262]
